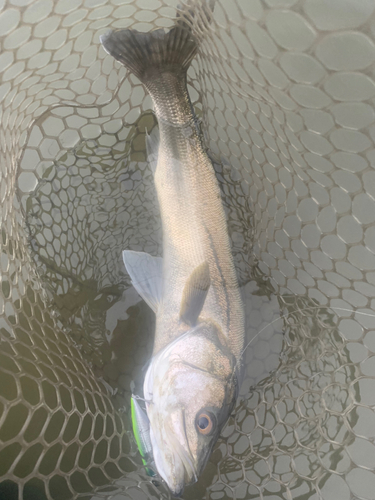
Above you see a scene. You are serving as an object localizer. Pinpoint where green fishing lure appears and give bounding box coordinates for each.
[131,395,156,477]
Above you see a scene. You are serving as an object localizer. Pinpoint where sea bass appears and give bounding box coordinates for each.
[101,22,244,496]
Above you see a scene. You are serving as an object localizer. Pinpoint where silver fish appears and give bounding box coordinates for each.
[101,20,244,497]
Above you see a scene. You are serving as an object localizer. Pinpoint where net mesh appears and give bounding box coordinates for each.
[1,0,375,499]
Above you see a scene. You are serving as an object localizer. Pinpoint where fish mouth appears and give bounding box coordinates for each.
[150,412,198,496]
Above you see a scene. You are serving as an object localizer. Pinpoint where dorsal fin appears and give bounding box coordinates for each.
[122,250,163,313]
[180,262,210,326]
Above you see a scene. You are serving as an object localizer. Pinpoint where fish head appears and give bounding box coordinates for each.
[144,321,238,496]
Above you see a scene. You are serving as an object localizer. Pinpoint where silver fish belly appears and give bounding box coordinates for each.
[101,23,244,496]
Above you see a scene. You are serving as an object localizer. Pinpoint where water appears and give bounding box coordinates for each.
[21,110,287,497]
[2,0,375,498]
[23,108,281,403]
[21,114,367,500]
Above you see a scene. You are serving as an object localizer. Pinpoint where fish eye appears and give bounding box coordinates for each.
[196,412,214,435]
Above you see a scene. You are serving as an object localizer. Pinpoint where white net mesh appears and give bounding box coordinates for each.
[1,0,375,499]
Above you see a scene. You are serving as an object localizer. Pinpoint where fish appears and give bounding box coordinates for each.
[100,18,245,497]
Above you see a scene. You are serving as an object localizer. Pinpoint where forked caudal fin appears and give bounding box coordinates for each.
[100,25,198,85]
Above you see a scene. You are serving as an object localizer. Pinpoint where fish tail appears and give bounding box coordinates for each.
[100,25,198,85]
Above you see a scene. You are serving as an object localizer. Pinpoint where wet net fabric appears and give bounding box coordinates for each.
[1,0,375,499]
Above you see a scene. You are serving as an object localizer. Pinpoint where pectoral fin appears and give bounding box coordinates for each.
[180,262,210,326]
[123,250,163,313]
